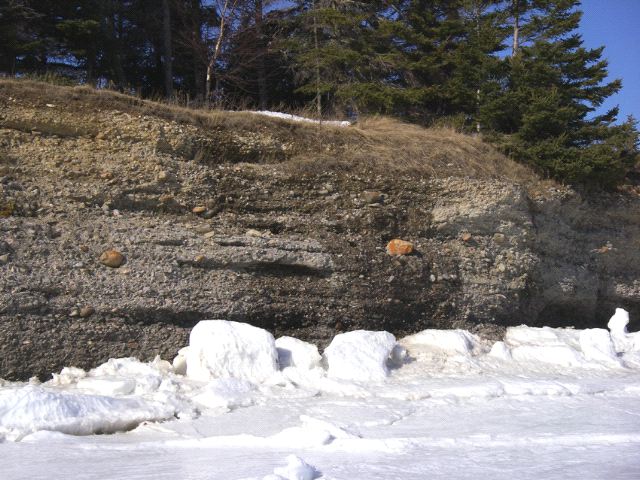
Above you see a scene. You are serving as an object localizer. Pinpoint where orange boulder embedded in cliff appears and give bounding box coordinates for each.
[386,239,414,256]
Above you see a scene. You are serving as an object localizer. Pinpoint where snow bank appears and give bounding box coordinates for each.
[500,311,640,368]
[49,357,176,393]
[504,326,617,367]
[402,329,479,355]
[0,385,175,441]
[324,330,397,382]
[185,321,278,383]
[251,110,351,127]
[3,312,640,445]
[509,344,585,367]
[276,337,322,370]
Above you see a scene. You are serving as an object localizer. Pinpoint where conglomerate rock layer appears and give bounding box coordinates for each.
[1,81,639,379]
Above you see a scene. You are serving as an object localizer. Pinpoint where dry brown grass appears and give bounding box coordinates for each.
[0,79,540,184]
[346,116,537,183]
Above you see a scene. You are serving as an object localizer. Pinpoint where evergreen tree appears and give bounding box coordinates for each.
[484,0,638,185]
[387,0,506,125]
[0,0,42,75]
[280,0,402,115]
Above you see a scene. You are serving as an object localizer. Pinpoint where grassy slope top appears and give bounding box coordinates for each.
[0,79,537,184]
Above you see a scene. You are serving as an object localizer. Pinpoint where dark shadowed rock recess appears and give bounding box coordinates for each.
[1,81,639,380]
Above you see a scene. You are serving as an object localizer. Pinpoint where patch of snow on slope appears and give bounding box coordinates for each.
[251,111,351,127]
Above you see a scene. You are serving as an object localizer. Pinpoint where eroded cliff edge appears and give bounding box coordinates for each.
[1,81,638,379]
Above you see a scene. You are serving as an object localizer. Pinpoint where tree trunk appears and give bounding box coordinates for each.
[107,0,125,90]
[162,0,173,98]
[206,0,232,104]
[255,0,268,110]
[191,0,204,101]
[475,2,481,134]
[512,0,520,56]
[312,0,321,118]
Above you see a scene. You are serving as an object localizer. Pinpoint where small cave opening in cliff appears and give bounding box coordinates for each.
[536,300,640,331]
[536,302,600,329]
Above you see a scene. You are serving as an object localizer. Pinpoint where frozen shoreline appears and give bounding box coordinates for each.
[2,309,640,479]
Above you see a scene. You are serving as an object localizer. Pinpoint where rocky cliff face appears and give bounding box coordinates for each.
[1,81,638,380]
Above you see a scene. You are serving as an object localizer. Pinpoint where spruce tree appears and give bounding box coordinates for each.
[0,1,42,75]
[484,0,638,186]
[280,0,402,115]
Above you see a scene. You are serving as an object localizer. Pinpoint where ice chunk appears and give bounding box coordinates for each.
[186,321,278,383]
[402,329,478,355]
[505,326,580,348]
[607,308,640,354]
[579,329,621,366]
[276,337,322,370]
[489,341,512,360]
[323,330,397,382]
[503,324,626,367]
[172,347,189,375]
[608,308,630,337]
[271,455,318,480]
[192,378,255,410]
[49,367,87,386]
[269,416,358,449]
[76,377,136,396]
[510,345,584,367]
[389,344,408,367]
[88,357,172,395]
[0,385,175,441]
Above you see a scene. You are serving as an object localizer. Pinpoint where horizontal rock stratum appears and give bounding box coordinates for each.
[1,80,639,380]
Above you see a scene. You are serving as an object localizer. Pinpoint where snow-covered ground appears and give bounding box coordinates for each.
[2,309,640,479]
[250,111,352,127]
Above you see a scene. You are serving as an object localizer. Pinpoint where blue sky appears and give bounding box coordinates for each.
[580,0,640,122]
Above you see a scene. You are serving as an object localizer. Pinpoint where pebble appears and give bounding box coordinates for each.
[362,191,384,204]
[461,232,472,242]
[246,229,265,238]
[0,254,9,264]
[194,225,214,234]
[386,239,414,256]
[157,171,174,183]
[192,206,206,214]
[99,249,125,268]
[493,233,507,245]
[79,306,95,318]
